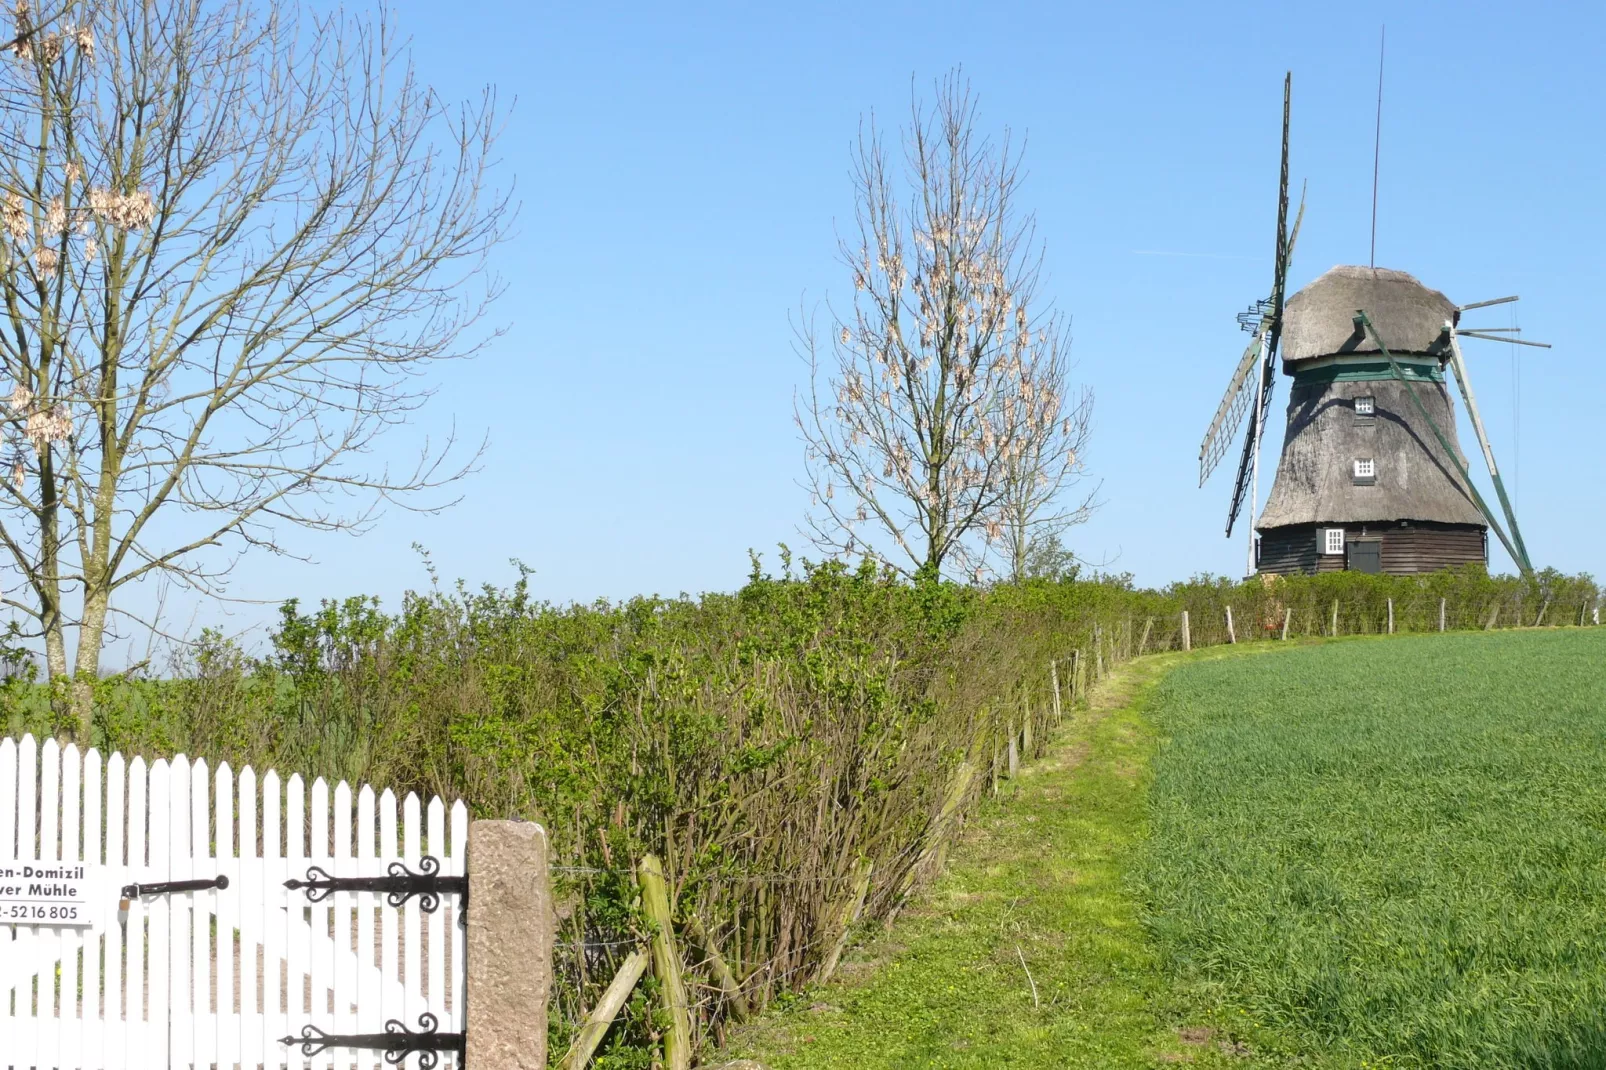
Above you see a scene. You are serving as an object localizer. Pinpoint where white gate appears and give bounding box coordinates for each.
[1,734,468,1070]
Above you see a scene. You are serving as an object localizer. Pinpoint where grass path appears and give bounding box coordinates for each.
[729,646,1308,1069]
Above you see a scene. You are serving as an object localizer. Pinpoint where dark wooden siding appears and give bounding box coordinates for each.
[1379,523,1486,573]
[1258,525,1318,574]
[1257,522,1485,576]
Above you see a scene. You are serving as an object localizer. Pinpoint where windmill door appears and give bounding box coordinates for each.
[1347,539,1383,574]
[2,734,467,1070]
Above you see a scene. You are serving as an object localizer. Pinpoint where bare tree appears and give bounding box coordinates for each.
[0,0,508,736]
[797,72,1092,580]
[987,315,1096,581]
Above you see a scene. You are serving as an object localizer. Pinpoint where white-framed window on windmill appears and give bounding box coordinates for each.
[1354,395,1376,418]
[1353,457,1376,485]
[1322,527,1346,556]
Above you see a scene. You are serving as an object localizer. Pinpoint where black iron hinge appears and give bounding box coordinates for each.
[281,1012,464,1069]
[285,854,466,917]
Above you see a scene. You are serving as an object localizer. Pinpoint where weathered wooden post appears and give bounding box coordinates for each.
[1137,618,1153,655]
[559,951,650,1070]
[639,855,692,1070]
[468,820,552,1070]
[1225,605,1236,644]
[1536,600,1550,627]
[1439,597,1447,632]
[819,858,874,983]
[1330,600,1339,637]
[1485,604,1500,631]
[1280,606,1292,640]
[1050,660,1063,722]
[1006,724,1019,778]
[1387,598,1394,635]
[1181,610,1191,652]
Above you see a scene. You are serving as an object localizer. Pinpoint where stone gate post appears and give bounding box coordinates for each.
[467,820,552,1068]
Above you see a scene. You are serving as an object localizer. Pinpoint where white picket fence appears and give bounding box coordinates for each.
[1,733,468,1070]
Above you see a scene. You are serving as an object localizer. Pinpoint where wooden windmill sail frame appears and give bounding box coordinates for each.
[1196,74,1305,564]
[1353,309,1534,575]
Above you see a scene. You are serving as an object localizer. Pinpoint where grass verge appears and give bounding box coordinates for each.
[728,645,1319,1069]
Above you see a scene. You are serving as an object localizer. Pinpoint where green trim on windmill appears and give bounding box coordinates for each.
[1352,310,1534,576]
[1292,359,1443,385]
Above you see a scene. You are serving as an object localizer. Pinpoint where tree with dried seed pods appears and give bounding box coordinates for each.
[0,0,510,737]
[797,71,1095,580]
[989,318,1097,582]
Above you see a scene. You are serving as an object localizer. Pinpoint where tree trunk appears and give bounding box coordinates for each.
[71,579,111,741]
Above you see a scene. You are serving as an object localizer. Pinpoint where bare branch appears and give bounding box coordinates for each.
[0,0,511,733]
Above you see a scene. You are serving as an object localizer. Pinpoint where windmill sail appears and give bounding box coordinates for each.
[1198,329,1265,486]
[1225,189,1303,535]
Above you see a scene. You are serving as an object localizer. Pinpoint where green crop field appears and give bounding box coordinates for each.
[1141,629,1606,1069]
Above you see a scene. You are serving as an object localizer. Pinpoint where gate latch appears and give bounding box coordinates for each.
[118,875,230,928]
[282,1012,464,1069]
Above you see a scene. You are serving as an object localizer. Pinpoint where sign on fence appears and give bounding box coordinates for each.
[0,860,101,926]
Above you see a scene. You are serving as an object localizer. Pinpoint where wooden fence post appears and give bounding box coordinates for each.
[1440,597,1447,632]
[1225,606,1236,644]
[1094,624,1104,679]
[891,762,976,922]
[818,858,874,983]
[1485,604,1500,631]
[1330,600,1339,637]
[1280,607,1292,641]
[1050,661,1063,722]
[558,950,649,1070]
[1006,726,1019,778]
[1387,598,1394,635]
[1137,618,1153,655]
[1181,611,1191,652]
[1536,600,1550,627]
[468,820,552,1070]
[638,855,692,1070]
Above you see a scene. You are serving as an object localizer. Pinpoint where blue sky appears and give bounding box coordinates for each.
[135,0,1605,651]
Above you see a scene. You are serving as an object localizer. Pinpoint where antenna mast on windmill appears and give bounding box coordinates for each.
[1198,73,1305,575]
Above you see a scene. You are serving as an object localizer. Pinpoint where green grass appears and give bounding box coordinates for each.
[728,649,1325,1069]
[1141,629,1606,1069]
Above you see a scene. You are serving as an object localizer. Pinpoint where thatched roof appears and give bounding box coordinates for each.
[1256,376,1487,529]
[1282,265,1455,366]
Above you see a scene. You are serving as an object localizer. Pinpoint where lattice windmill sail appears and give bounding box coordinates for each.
[1197,72,1305,550]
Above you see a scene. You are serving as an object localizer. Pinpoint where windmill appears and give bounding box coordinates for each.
[1199,76,1547,580]
[1197,72,1306,574]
